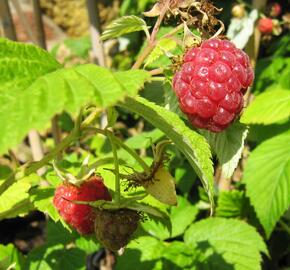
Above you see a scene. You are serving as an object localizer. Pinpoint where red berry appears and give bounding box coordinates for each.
[173,38,254,132]
[53,175,111,234]
[269,3,281,17]
[258,18,274,34]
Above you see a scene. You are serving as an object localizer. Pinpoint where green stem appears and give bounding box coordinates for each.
[161,23,184,39]
[85,157,114,173]
[108,132,121,205]
[0,108,102,195]
[85,127,150,174]
[25,131,77,175]
[112,136,150,173]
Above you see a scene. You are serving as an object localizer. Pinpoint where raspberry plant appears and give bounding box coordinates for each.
[0,0,289,269]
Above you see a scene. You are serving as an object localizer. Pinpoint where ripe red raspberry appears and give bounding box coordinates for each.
[53,175,111,234]
[173,38,254,132]
[258,18,274,34]
[269,3,281,17]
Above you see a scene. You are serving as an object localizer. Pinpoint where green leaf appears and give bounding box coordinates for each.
[0,63,149,155]
[125,129,164,149]
[0,176,32,220]
[101,15,148,40]
[268,35,290,57]
[163,82,184,117]
[119,96,214,210]
[64,36,91,58]
[0,38,61,93]
[0,244,24,270]
[216,190,245,218]
[142,196,198,240]
[0,165,12,185]
[253,57,290,94]
[128,201,168,219]
[30,187,59,221]
[174,163,196,194]
[46,221,78,245]
[25,244,86,270]
[201,122,248,178]
[247,122,290,143]
[241,89,290,125]
[243,132,290,237]
[161,241,196,269]
[184,217,268,270]
[170,197,198,238]
[30,187,72,231]
[145,38,177,67]
[75,237,100,255]
[115,236,164,270]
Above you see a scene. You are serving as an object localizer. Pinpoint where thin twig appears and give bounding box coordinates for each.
[149,68,164,76]
[0,0,17,40]
[84,127,150,173]
[86,0,106,66]
[32,0,62,149]
[85,0,108,129]
[32,0,46,49]
[244,0,267,105]
[108,132,121,205]
[132,6,167,69]
[11,0,37,43]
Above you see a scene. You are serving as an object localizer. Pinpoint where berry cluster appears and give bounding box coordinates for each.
[173,38,254,132]
[53,176,111,234]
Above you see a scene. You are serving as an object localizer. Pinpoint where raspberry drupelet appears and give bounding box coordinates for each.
[173,38,254,132]
[53,175,111,234]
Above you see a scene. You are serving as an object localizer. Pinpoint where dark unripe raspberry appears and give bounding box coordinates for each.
[258,18,274,34]
[53,176,111,234]
[94,209,140,251]
[173,38,254,132]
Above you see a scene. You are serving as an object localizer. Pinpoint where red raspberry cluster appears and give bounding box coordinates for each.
[53,176,111,234]
[173,38,254,132]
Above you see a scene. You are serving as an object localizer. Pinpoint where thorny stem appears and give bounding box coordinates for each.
[132,6,167,69]
[132,42,156,70]
[108,132,121,205]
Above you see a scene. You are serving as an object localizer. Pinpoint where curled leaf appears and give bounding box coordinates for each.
[143,2,163,17]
